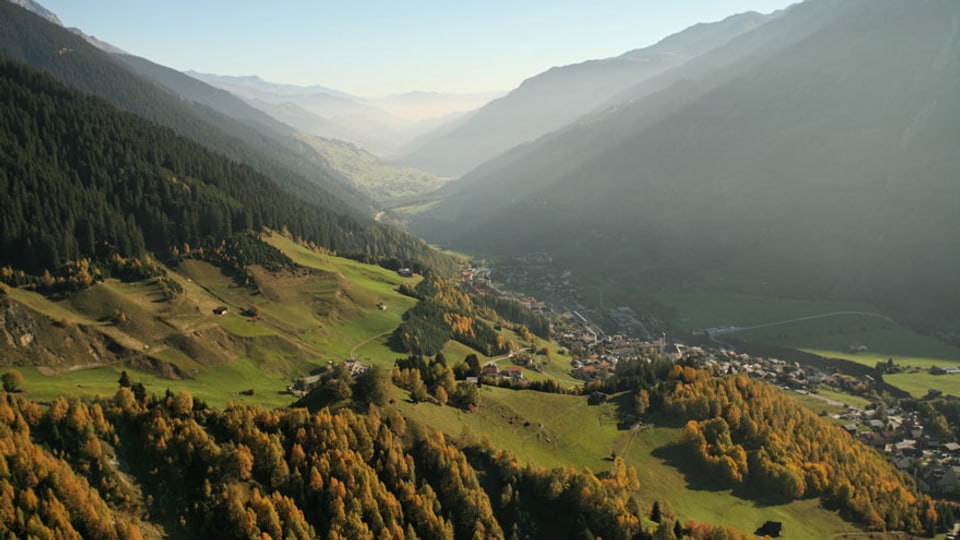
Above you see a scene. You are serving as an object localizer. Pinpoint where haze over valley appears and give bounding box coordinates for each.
[2,1,960,538]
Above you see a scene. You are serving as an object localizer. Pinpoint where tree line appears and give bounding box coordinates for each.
[0,385,751,539]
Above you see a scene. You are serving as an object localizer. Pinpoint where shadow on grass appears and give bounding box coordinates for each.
[652,442,732,493]
[651,442,797,507]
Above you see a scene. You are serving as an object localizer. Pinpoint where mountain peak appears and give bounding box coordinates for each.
[6,0,61,26]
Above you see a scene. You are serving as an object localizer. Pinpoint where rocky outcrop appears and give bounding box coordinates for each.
[0,299,120,368]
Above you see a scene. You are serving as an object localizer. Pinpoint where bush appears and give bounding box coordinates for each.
[2,370,24,392]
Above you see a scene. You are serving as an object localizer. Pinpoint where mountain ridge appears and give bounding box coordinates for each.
[0,0,371,213]
[395,10,773,178]
[189,70,498,156]
[410,0,960,324]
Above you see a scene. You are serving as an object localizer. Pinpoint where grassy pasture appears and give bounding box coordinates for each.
[657,290,871,331]
[883,372,960,399]
[9,237,428,404]
[12,233,577,405]
[658,290,960,396]
[389,199,442,215]
[263,234,420,365]
[813,387,872,409]
[398,388,852,537]
[4,251,880,537]
[16,355,296,409]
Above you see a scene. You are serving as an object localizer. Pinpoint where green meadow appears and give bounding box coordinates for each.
[658,290,960,397]
[398,387,852,537]
[3,245,913,537]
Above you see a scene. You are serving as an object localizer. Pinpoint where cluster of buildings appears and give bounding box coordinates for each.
[480,363,524,381]
[464,257,583,314]
[287,359,368,397]
[458,260,960,496]
[847,406,960,495]
[690,348,830,390]
[567,334,670,381]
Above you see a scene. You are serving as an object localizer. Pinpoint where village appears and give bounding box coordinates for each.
[463,254,960,498]
[290,255,960,498]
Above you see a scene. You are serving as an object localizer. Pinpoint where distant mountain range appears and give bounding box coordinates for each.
[395,11,773,178]
[8,0,958,328]
[410,0,960,325]
[2,0,451,204]
[188,71,501,157]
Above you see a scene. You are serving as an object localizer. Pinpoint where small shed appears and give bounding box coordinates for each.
[588,391,608,405]
[755,521,782,537]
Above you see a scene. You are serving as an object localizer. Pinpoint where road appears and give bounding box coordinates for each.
[798,390,862,412]
[710,311,894,336]
[350,330,393,358]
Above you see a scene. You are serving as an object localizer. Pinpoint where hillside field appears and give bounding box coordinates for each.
[9,233,583,407]
[9,234,426,407]
[398,387,853,537]
[657,290,960,397]
[1,244,916,537]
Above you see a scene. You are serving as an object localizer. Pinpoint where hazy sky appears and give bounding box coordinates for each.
[40,0,797,97]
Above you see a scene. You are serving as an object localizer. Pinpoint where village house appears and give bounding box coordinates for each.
[343,359,368,376]
[918,465,960,494]
[573,365,597,381]
[501,366,524,380]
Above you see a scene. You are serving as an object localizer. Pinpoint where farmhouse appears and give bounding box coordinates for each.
[343,359,368,376]
[588,391,608,405]
[481,363,499,377]
[501,366,523,380]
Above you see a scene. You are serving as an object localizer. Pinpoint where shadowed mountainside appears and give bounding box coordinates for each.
[411,0,960,324]
[396,11,771,177]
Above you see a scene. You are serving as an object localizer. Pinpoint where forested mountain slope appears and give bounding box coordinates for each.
[0,392,659,539]
[0,0,368,212]
[0,56,454,276]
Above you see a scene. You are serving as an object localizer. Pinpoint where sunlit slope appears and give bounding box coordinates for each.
[399,388,852,537]
[7,235,423,408]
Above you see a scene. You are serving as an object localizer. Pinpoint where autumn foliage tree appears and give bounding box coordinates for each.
[1,370,23,392]
[0,394,147,538]
[662,372,932,533]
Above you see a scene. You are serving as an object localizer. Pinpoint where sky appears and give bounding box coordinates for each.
[40,0,797,98]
